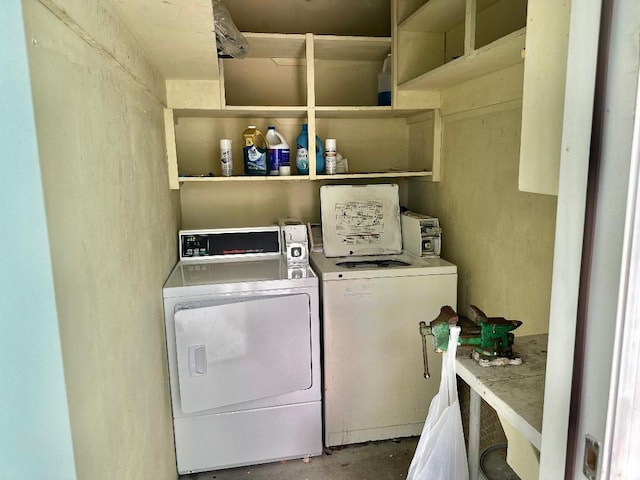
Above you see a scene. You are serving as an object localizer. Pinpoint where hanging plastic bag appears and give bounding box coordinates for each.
[212,0,248,58]
[406,326,469,480]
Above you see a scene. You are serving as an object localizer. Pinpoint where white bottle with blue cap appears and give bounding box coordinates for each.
[266,126,290,176]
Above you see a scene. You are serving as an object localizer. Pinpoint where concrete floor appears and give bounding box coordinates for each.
[180,438,419,480]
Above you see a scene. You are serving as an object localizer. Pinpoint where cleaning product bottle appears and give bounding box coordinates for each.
[295,124,324,175]
[266,126,290,176]
[220,138,233,177]
[378,53,392,106]
[324,138,337,175]
[242,125,268,175]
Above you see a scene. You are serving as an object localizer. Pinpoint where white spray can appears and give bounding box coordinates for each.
[220,138,233,177]
[325,138,337,175]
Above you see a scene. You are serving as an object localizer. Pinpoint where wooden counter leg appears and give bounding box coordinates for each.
[469,388,481,480]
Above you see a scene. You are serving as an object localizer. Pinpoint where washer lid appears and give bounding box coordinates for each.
[320,184,402,257]
[310,251,457,280]
[162,258,318,296]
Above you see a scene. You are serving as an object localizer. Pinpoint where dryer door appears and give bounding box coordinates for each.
[174,294,312,414]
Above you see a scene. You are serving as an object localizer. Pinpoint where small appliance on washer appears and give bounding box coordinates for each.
[310,184,457,447]
[279,217,309,267]
[400,210,442,257]
[163,226,322,474]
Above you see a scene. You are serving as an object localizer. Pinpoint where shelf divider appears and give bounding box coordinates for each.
[398,28,526,91]
[399,0,466,33]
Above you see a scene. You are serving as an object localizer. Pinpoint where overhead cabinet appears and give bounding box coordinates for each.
[394,0,527,106]
[165,33,440,189]
[165,0,569,195]
[394,0,570,195]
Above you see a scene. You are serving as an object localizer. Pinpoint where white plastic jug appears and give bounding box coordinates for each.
[266,126,290,176]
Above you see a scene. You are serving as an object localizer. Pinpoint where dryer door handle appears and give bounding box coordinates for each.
[188,345,207,376]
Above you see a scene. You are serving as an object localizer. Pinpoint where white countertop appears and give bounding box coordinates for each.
[456,333,548,449]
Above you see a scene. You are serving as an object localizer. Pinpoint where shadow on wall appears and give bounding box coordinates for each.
[408,103,557,337]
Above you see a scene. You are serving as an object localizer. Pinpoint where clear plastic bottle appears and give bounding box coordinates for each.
[266,126,290,176]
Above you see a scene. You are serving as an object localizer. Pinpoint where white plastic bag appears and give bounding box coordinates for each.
[212,0,248,58]
[406,326,469,480]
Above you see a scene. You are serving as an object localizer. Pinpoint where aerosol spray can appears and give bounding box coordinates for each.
[220,139,233,177]
[325,138,337,175]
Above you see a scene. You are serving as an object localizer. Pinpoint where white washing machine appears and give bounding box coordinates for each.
[163,227,322,474]
[311,184,458,447]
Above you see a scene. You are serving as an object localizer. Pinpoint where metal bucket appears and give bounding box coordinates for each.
[479,444,521,480]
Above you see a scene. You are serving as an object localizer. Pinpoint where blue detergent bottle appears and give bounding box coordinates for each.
[295,124,324,175]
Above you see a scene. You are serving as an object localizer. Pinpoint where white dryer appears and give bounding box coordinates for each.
[163,227,322,474]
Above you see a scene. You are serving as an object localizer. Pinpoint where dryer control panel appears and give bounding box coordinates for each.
[179,227,281,260]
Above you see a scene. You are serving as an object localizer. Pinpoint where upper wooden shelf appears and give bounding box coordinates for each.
[313,35,391,61]
[399,0,503,33]
[170,106,433,120]
[314,171,433,180]
[399,0,466,33]
[236,33,390,62]
[398,28,526,91]
[315,106,430,118]
[177,170,434,184]
[241,33,306,59]
[172,106,309,119]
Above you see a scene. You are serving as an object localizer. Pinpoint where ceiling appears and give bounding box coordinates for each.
[104,0,390,81]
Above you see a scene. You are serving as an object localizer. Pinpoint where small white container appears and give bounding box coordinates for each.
[220,138,233,177]
[325,138,337,175]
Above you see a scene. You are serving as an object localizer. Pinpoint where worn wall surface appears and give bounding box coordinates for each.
[0,3,76,478]
[23,0,181,478]
[407,64,557,478]
[408,64,557,337]
[181,179,411,229]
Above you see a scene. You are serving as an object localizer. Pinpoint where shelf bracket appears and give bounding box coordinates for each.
[464,0,477,56]
[432,108,443,182]
[164,108,180,190]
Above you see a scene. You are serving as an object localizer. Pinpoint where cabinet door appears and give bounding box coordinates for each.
[518,0,571,195]
[174,294,312,413]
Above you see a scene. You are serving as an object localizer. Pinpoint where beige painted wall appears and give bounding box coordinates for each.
[181,179,410,229]
[408,65,557,337]
[409,65,556,335]
[407,64,556,478]
[23,0,181,478]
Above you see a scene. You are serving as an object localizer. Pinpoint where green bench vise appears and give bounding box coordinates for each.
[419,305,522,376]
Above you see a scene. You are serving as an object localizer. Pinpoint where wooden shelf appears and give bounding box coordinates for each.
[179,175,311,183]
[314,171,433,180]
[399,0,466,33]
[173,106,308,119]
[399,0,503,33]
[398,28,526,91]
[172,106,432,120]
[315,106,430,118]
[241,32,306,59]
[177,170,433,183]
[313,35,390,61]
[165,32,441,190]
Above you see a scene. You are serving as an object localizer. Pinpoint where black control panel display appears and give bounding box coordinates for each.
[181,231,280,258]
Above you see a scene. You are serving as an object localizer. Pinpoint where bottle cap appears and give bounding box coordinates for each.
[325,138,336,149]
[220,139,232,149]
[279,166,291,176]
